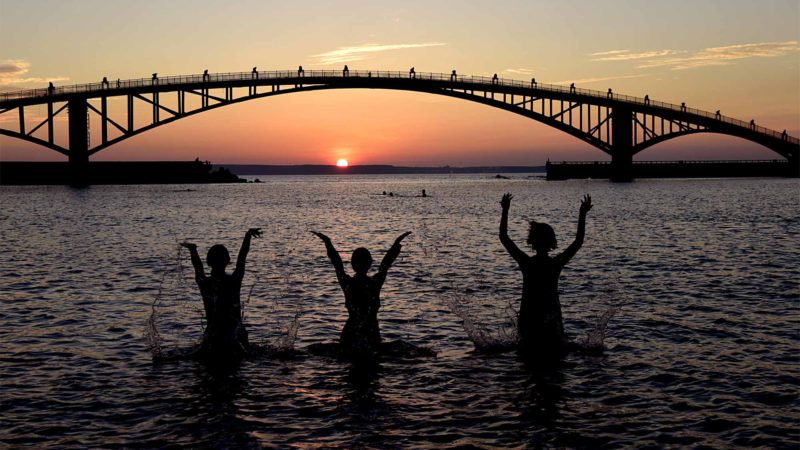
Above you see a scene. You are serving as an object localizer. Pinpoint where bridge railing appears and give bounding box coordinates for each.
[1,69,797,144]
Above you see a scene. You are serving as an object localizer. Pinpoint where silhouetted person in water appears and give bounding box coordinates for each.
[312,231,411,356]
[499,193,592,359]
[181,228,262,359]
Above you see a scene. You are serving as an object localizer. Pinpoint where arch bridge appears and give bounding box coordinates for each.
[1,68,797,182]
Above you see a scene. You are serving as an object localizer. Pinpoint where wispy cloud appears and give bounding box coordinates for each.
[548,74,645,85]
[590,41,799,70]
[589,50,629,57]
[590,49,683,62]
[311,42,447,65]
[0,59,68,86]
[504,68,537,75]
[637,41,800,70]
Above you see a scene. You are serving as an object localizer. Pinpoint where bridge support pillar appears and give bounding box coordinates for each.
[610,105,633,182]
[789,153,799,178]
[68,98,89,187]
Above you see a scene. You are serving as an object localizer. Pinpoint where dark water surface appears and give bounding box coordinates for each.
[1,175,798,448]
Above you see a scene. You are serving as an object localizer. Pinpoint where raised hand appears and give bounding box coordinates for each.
[580,194,593,215]
[394,231,412,245]
[311,231,330,242]
[500,193,513,210]
[247,228,263,238]
[180,242,197,250]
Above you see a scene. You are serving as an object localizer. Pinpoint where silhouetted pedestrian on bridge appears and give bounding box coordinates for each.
[47,82,55,95]
[607,88,613,99]
[102,77,109,89]
[681,102,686,112]
[531,78,537,88]
[782,130,788,140]
[410,67,416,78]
[499,193,592,360]
[203,69,209,82]
[644,95,650,105]
[716,110,721,119]
[252,67,258,79]
[152,73,158,85]
[116,79,120,87]
[181,228,262,361]
[451,70,457,81]
[492,73,498,84]
[750,119,756,130]
[570,83,575,93]
[298,66,304,77]
[343,65,349,77]
[312,231,411,357]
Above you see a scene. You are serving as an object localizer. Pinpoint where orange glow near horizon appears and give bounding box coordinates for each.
[336,158,349,167]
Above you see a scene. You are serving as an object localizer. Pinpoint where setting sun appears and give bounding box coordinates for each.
[336,159,349,167]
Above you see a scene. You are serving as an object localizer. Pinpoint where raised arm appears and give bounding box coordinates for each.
[234,228,262,278]
[311,231,347,284]
[557,195,592,265]
[499,193,528,265]
[181,242,205,282]
[378,232,411,276]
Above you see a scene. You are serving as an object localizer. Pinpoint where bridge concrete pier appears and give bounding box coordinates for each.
[789,153,799,177]
[610,105,633,182]
[68,98,89,187]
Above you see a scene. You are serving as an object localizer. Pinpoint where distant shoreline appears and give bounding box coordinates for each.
[224,164,546,176]
[0,161,545,185]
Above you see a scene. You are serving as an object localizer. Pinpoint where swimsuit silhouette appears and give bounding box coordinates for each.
[312,231,411,356]
[499,194,592,358]
[181,228,261,359]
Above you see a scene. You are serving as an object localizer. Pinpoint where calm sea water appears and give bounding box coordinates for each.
[1,175,798,448]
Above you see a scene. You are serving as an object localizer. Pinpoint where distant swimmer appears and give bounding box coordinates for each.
[499,193,592,359]
[181,228,262,360]
[311,231,411,357]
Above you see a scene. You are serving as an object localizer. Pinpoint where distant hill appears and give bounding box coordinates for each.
[221,164,546,175]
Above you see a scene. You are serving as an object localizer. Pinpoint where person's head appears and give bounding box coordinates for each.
[207,244,231,271]
[351,247,373,275]
[527,221,557,253]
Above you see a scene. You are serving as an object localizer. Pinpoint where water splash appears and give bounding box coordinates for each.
[270,311,301,352]
[144,243,209,359]
[575,271,629,354]
[445,287,518,353]
[247,243,307,354]
[144,244,190,358]
[579,305,620,354]
[419,222,518,352]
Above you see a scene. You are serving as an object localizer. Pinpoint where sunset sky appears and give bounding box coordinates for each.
[1,0,798,165]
